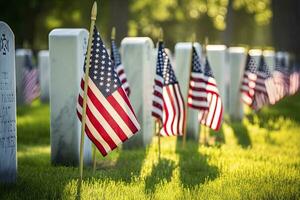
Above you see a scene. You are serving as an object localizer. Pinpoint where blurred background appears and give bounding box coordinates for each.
[1,0,299,59]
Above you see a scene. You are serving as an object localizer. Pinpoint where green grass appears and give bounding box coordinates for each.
[1,95,300,200]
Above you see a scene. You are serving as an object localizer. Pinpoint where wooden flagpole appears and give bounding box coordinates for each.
[79,1,97,184]
[157,28,163,160]
[182,33,196,148]
[203,37,209,146]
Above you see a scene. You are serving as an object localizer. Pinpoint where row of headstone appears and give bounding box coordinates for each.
[47,28,293,166]
[0,22,293,182]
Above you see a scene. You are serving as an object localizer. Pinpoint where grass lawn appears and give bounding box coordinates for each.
[1,94,300,199]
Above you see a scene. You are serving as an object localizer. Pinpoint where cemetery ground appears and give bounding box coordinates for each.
[1,95,300,199]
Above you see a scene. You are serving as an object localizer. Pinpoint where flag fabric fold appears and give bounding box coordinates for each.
[110,38,131,96]
[240,55,258,106]
[77,26,140,156]
[23,54,40,104]
[152,41,186,136]
[251,56,271,110]
[197,56,223,131]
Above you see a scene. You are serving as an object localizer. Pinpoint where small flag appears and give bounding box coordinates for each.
[251,56,271,110]
[110,38,131,96]
[152,41,186,136]
[198,56,223,131]
[23,54,40,104]
[273,57,290,100]
[240,54,257,106]
[289,61,299,95]
[77,26,140,156]
[187,46,209,110]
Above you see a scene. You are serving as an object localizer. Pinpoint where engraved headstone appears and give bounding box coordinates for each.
[228,47,247,120]
[263,50,275,72]
[15,49,33,105]
[0,21,17,183]
[121,37,154,148]
[174,42,201,140]
[49,29,91,166]
[38,50,50,102]
[206,45,228,113]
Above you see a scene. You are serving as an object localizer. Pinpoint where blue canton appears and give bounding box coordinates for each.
[191,46,203,73]
[157,42,178,86]
[111,39,121,66]
[88,26,122,97]
[203,56,214,78]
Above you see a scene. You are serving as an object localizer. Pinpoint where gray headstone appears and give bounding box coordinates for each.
[206,45,228,114]
[49,29,92,166]
[120,37,154,148]
[263,50,275,72]
[228,47,247,120]
[0,21,17,183]
[15,49,33,105]
[38,50,50,102]
[174,42,201,140]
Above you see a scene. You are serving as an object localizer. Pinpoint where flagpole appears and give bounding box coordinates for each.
[79,1,97,184]
[156,28,164,160]
[183,33,196,148]
[203,37,210,146]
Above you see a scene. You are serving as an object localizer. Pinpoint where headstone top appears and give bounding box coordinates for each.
[228,47,246,53]
[249,49,262,56]
[207,45,227,51]
[263,50,275,57]
[121,37,153,45]
[49,29,88,37]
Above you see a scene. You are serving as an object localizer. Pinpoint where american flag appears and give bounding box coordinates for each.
[289,62,299,95]
[251,56,271,110]
[273,56,290,100]
[110,38,131,96]
[240,54,257,106]
[152,41,186,136]
[198,56,223,131]
[187,46,209,110]
[77,26,140,156]
[23,54,40,104]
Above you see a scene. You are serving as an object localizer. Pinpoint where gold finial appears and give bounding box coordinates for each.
[159,28,163,42]
[91,1,97,20]
[111,27,116,40]
[192,33,196,43]
[204,37,209,54]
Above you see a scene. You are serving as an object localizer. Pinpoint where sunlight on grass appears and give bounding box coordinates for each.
[1,95,300,199]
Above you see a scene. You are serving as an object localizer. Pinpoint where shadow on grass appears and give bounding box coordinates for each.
[230,122,252,148]
[176,138,219,189]
[246,93,300,130]
[144,158,175,194]
[95,147,147,183]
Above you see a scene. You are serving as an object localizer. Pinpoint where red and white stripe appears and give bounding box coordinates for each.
[115,64,131,96]
[160,84,185,136]
[152,75,164,121]
[240,71,257,105]
[77,78,140,156]
[188,72,209,110]
[273,71,289,100]
[198,94,223,131]
[23,68,40,104]
[251,72,269,110]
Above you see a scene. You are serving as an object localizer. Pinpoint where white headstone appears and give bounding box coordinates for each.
[0,21,17,183]
[174,42,201,140]
[206,45,228,113]
[15,49,33,105]
[38,50,50,102]
[263,50,275,72]
[228,47,247,120]
[49,29,92,166]
[120,37,154,148]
